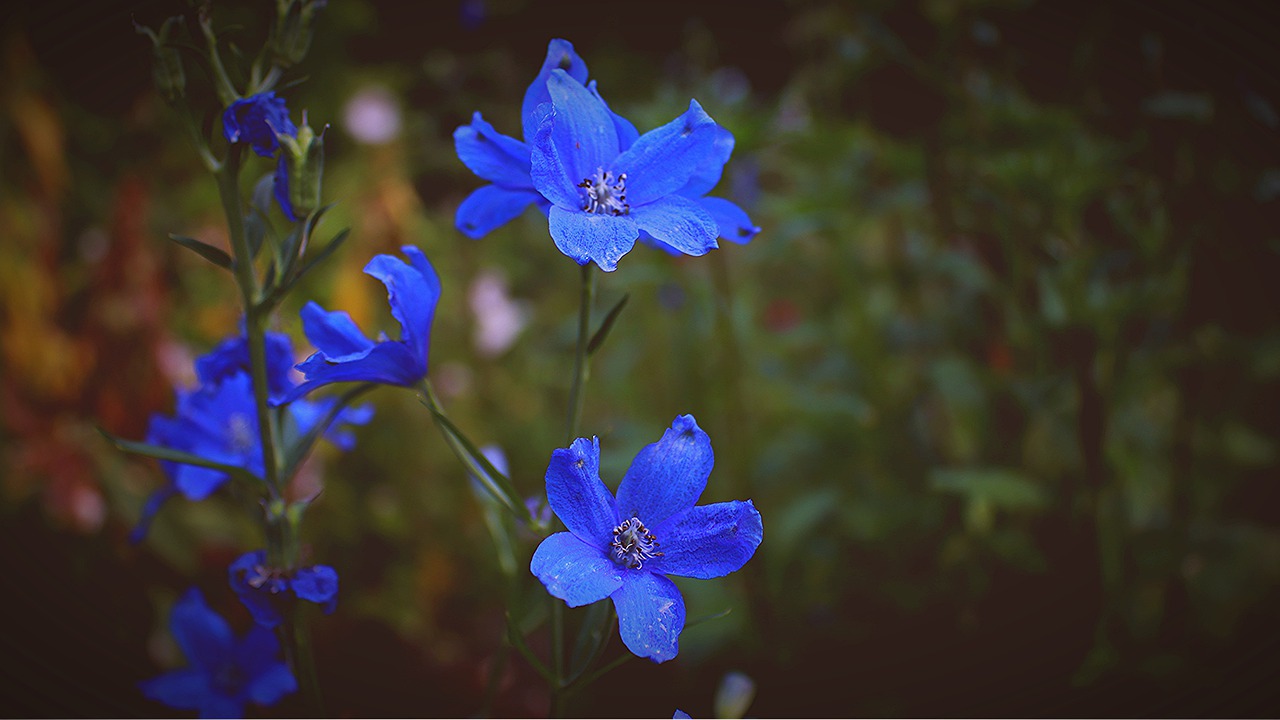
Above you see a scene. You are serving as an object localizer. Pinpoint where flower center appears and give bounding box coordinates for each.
[578,168,629,216]
[246,563,289,594]
[610,516,662,569]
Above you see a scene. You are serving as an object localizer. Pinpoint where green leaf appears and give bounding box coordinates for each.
[279,383,377,487]
[587,292,629,356]
[167,233,232,270]
[97,426,261,487]
[929,467,1047,510]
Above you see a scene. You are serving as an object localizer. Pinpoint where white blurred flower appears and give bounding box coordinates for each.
[468,269,529,357]
[342,86,402,145]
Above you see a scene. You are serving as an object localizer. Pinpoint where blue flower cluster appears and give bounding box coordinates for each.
[133,331,372,541]
[531,415,763,662]
[139,589,296,718]
[456,39,759,272]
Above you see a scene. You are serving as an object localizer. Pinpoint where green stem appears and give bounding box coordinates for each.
[564,264,596,444]
[281,610,323,715]
[216,147,281,497]
[417,380,533,525]
[550,597,566,717]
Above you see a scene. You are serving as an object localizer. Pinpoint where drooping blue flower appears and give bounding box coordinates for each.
[453,38,589,239]
[530,70,724,271]
[228,550,339,628]
[641,124,761,255]
[284,246,441,400]
[132,333,373,542]
[139,588,296,718]
[530,415,763,662]
[222,91,297,157]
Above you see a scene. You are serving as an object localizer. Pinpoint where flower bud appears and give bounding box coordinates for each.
[135,16,186,103]
[274,116,325,221]
[270,0,328,68]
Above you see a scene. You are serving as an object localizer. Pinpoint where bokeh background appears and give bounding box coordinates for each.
[3,0,1280,716]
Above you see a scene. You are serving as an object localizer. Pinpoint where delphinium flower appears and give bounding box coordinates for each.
[228,550,338,628]
[131,332,373,541]
[284,246,441,400]
[530,70,725,271]
[530,415,763,662]
[139,588,296,718]
[222,91,297,157]
[453,38,589,239]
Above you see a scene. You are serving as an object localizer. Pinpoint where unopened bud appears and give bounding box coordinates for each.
[274,115,325,221]
[270,0,328,68]
[136,16,186,103]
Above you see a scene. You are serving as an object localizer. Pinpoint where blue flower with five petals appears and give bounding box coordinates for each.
[228,550,339,628]
[139,588,296,718]
[222,92,297,158]
[530,70,724,271]
[453,39,589,239]
[530,415,763,662]
[285,246,441,400]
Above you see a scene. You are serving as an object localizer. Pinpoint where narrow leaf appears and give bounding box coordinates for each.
[97,426,261,486]
[167,233,232,269]
[567,601,614,683]
[280,383,377,484]
[587,293,630,356]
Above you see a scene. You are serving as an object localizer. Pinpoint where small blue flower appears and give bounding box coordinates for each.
[530,70,724,271]
[530,415,763,662]
[228,550,339,628]
[454,39,589,239]
[139,588,296,718]
[285,246,441,400]
[674,711,692,719]
[222,91,297,157]
[195,331,298,404]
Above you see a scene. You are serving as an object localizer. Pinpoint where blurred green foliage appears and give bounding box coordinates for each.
[2,0,1278,716]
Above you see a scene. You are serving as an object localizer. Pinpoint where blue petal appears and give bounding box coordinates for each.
[454,112,533,187]
[545,69,619,192]
[170,589,234,673]
[172,465,230,502]
[130,485,176,544]
[229,551,285,628]
[530,532,624,607]
[651,500,763,579]
[196,332,297,403]
[287,342,423,400]
[587,80,639,151]
[456,185,544,239]
[615,415,713,527]
[522,39,589,142]
[699,197,760,244]
[612,99,718,207]
[611,572,685,663]
[197,695,244,719]
[629,195,719,258]
[678,125,735,198]
[139,669,212,711]
[292,565,339,613]
[244,661,297,707]
[530,108,581,210]
[273,154,298,221]
[300,302,375,362]
[545,437,618,546]
[548,206,638,272]
[364,248,440,368]
[233,622,283,678]
[674,711,693,719]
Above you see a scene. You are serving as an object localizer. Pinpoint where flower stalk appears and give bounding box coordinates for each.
[565,264,596,444]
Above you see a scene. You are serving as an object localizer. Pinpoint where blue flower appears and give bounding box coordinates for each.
[641,125,761,254]
[674,711,692,719]
[530,70,724,271]
[285,246,441,400]
[222,91,297,157]
[228,550,339,628]
[530,415,763,662]
[139,588,296,718]
[132,333,373,542]
[453,39,589,239]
